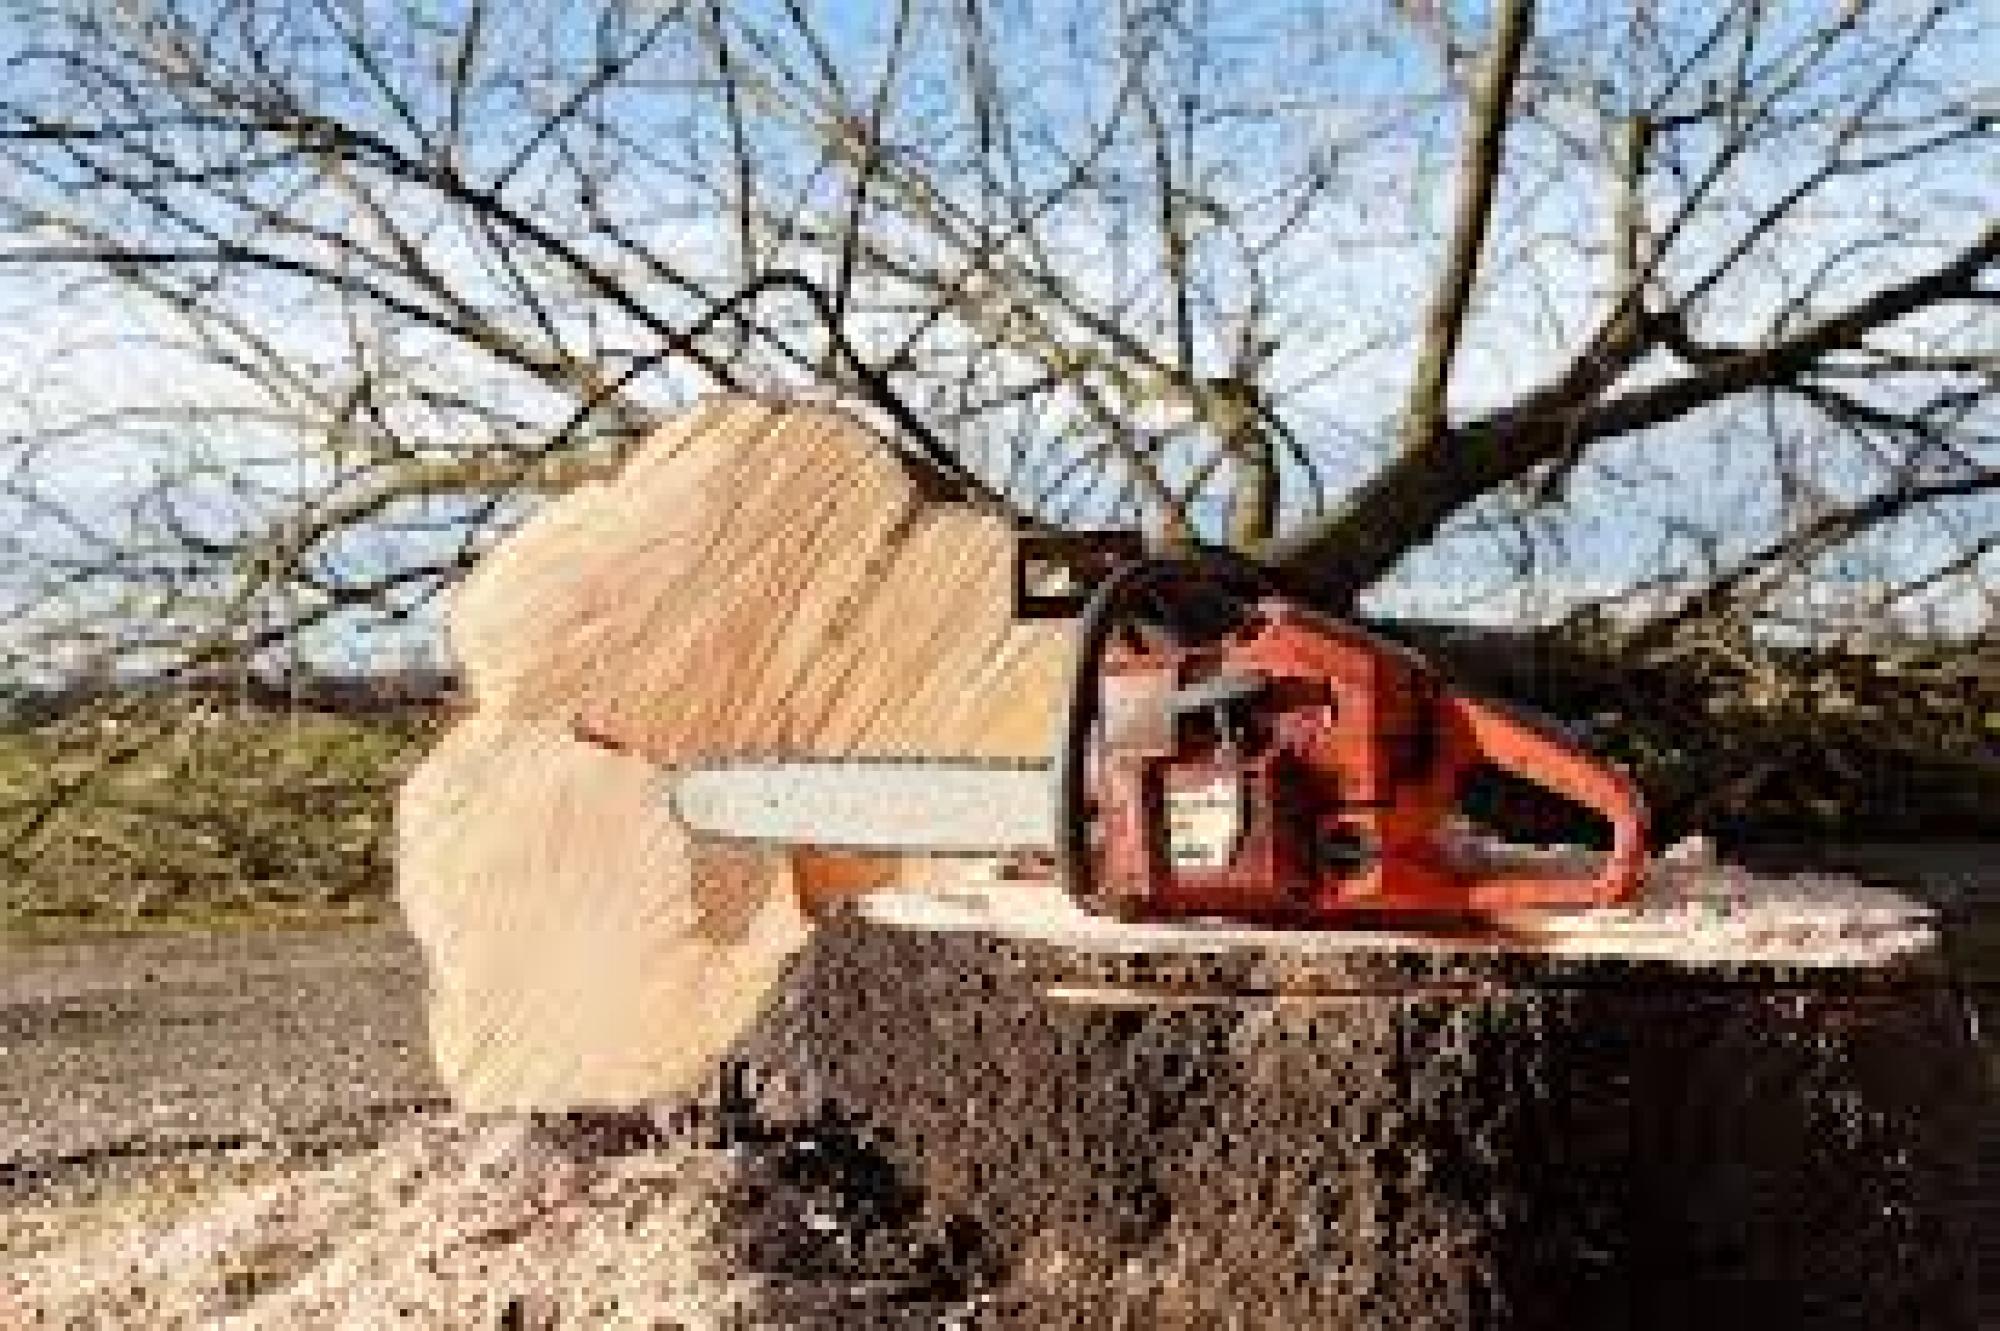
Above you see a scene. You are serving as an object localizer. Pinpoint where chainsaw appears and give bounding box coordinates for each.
[672,535,1649,923]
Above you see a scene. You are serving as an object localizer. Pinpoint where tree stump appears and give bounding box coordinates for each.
[727,885,1984,1329]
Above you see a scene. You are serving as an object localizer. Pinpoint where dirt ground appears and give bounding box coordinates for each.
[0,922,824,1326]
[0,923,445,1258]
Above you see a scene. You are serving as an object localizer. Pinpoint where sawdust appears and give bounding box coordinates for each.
[874,835,1938,969]
[0,1115,755,1330]
[1478,833,1939,965]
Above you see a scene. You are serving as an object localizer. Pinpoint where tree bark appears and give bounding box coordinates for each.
[725,894,1985,1330]
[1398,0,1535,459]
[1266,219,2000,610]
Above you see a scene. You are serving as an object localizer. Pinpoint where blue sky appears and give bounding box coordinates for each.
[0,0,1992,670]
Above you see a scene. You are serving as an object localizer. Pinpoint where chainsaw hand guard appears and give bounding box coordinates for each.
[1428,693,1650,910]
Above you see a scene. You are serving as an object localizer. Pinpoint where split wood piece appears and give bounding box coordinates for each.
[725,891,1983,1330]
[448,396,1064,761]
[401,397,1066,1109]
[398,717,809,1110]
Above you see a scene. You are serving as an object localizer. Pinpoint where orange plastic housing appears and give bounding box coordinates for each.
[1089,600,1648,920]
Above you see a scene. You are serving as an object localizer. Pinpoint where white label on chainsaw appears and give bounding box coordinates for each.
[1165,776,1243,870]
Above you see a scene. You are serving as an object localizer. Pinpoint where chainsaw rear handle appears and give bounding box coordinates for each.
[1438,692,1650,908]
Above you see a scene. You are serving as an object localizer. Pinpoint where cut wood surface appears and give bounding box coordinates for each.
[449,397,1064,760]
[400,398,1066,1109]
[870,862,1939,972]
[398,717,807,1108]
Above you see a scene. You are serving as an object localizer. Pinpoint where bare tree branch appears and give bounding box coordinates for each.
[1398,0,1535,456]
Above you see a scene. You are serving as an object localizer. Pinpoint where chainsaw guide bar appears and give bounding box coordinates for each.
[667,755,1057,856]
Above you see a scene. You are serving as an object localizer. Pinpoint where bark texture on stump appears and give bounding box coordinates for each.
[726,898,1984,1330]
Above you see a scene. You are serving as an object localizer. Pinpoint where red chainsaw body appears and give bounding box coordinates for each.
[1087,599,1648,920]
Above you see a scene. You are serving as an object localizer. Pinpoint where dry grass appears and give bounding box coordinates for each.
[0,704,431,930]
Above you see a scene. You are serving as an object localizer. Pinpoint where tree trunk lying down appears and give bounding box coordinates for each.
[723,886,1985,1330]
